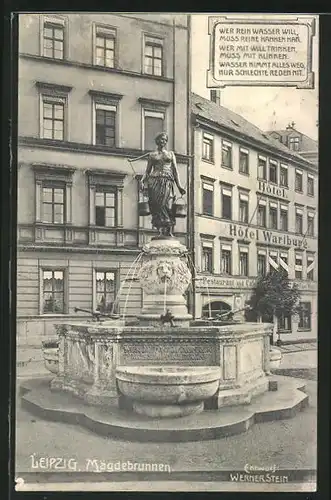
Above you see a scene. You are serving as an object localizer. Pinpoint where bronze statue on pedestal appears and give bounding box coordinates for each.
[140,132,186,237]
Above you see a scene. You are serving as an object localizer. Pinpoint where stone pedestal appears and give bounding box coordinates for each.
[137,237,192,326]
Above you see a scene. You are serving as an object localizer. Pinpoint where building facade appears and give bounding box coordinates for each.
[190,92,318,340]
[17,13,190,346]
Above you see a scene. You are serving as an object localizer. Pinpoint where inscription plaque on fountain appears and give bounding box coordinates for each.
[120,342,216,366]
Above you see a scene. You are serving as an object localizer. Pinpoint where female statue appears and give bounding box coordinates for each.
[140,132,186,237]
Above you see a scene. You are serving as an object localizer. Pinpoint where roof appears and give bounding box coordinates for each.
[265,128,318,153]
[191,93,314,166]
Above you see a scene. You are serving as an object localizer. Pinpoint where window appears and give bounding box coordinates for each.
[307,254,315,281]
[221,245,232,275]
[144,36,163,76]
[307,174,315,196]
[43,21,64,59]
[95,270,117,313]
[269,202,278,229]
[279,252,289,277]
[95,190,117,227]
[94,26,116,68]
[202,133,214,162]
[257,251,266,276]
[258,155,267,180]
[202,244,213,273]
[298,302,311,330]
[239,148,249,174]
[41,185,65,224]
[144,110,165,151]
[239,248,249,276]
[289,136,300,151]
[42,96,65,140]
[307,211,315,237]
[280,164,288,187]
[202,181,214,216]
[239,192,249,223]
[269,160,278,184]
[88,170,126,228]
[42,270,65,314]
[295,169,303,192]
[257,200,266,227]
[278,314,292,332]
[95,104,116,146]
[221,140,232,169]
[221,185,232,220]
[280,204,288,231]
[33,163,74,227]
[295,207,303,234]
[295,253,303,279]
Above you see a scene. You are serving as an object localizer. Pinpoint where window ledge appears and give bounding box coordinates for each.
[239,171,249,176]
[201,158,215,165]
[221,164,233,171]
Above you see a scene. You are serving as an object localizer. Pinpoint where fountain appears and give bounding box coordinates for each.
[21,132,308,441]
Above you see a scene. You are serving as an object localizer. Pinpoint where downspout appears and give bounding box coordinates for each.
[186,14,196,318]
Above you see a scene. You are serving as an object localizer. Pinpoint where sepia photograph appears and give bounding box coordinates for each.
[14,12,318,492]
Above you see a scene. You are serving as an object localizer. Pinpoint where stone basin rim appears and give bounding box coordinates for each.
[116,365,222,385]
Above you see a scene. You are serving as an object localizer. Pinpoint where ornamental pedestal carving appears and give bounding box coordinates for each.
[137,238,192,326]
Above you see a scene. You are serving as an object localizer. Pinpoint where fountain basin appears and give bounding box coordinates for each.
[116,365,221,417]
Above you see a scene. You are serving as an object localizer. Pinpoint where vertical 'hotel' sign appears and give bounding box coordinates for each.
[207,16,316,89]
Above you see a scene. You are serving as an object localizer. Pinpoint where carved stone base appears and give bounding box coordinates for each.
[214,375,269,408]
[132,401,204,418]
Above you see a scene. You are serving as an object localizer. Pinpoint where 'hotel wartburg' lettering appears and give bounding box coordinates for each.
[229,224,307,248]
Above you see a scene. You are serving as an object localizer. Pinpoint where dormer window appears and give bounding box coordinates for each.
[289,136,300,151]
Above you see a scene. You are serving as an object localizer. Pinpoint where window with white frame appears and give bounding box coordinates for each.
[280,204,289,231]
[258,155,267,180]
[220,244,232,275]
[94,25,116,68]
[239,192,249,223]
[94,269,117,314]
[144,110,165,151]
[221,185,232,220]
[269,159,278,184]
[289,136,300,151]
[202,181,214,216]
[269,201,278,230]
[279,251,289,276]
[144,35,163,76]
[33,163,74,226]
[268,250,279,272]
[41,269,66,314]
[201,241,213,273]
[41,184,65,224]
[307,210,315,237]
[202,132,214,162]
[257,249,266,276]
[307,174,315,196]
[239,147,249,174]
[295,169,303,192]
[239,247,249,276]
[221,140,232,169]
[257,199,267,227]
[87,170,126,228]
[298,302,311,330]
[295,206,303,235]
[37,82,72,141]
[90,90,122,147]
[295,252,303,279]
[306,254,315,281]
[280,164,288,187]
[42,16,65,59]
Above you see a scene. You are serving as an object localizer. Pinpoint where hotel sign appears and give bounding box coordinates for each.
[229,224,308,249]
[257,181,287,199]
